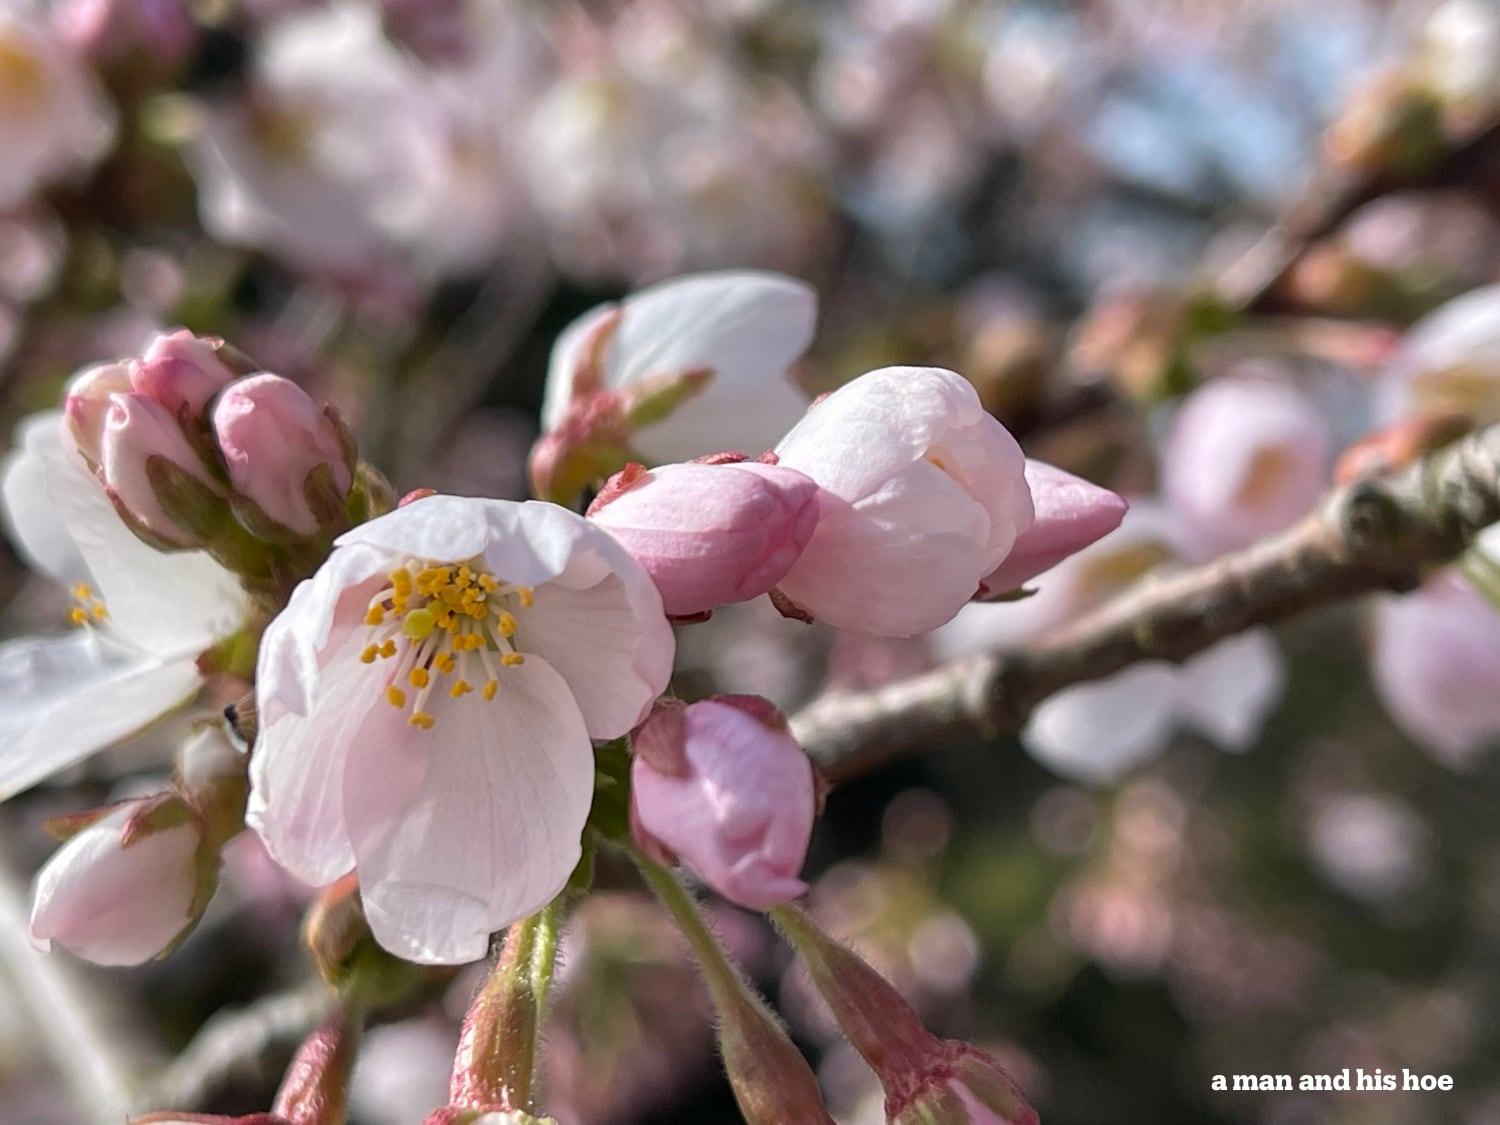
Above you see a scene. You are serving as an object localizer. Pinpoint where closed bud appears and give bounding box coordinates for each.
[588,460,819,617]
[302,875,420,1005]
[890,1046,1039,1125]
[30,796,206,965]
[133,330,238,419]
[632,698,815,909]
[63,360,133,465]
[976,461,1126,598]
[213,375,353,537]
[716,981,838,1125]
[100,392,227,546]
[772,906,1037,1125]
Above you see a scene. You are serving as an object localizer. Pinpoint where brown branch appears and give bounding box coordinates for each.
[793,422,1500,782]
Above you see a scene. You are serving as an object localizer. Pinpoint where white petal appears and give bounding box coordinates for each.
[1,413,89,587]
[516,518,674,738]
[775,465,991,636]
[337,497,582,585]
[1023,664,1182,784]
[1175,630,1284,750]
[541,303,617,433]
[608,270,815,463]
[775,367,984,501]
[29,414,243,655]
[343,658,595,964]
[0,632,202,800]
[255,542,391,717]
[246,631,384,887]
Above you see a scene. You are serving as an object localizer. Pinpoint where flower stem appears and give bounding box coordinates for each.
[449,898,562,1113]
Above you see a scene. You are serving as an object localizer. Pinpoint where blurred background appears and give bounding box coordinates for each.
[4,0,1500,1123]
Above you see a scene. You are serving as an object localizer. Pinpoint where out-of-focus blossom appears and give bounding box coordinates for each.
[1369,568,1500,768]
[976,460,1127,598]
[1307,793,1434,904]
[29,798,203,965]
[1161,375,1330,555]
[0,413,245,800]
[1023,630,1284,783]
[186,1,525,281]
[213,374,353,537]
[632,697,815,908]
[773,367,1033,636]
[1375,284,1500,424]
[350,1020,457,1125]
[1418,0,1500,125]
[538,270,816,477]
[248,495,673,964]
[0,5,114,209]
[587,460,819,617]
[51,0,195,64]
[523,11,824,281]
[934,502,1284,781]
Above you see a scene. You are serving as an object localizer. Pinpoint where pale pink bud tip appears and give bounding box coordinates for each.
[632,698,814,908]
[589,461,819,617]
[64,360,133,465]
[977,460,1127,597]
[213,374,353,537]
[29,802,203,966]
[133,330,237,418]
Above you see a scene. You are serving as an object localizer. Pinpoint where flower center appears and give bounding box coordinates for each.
[67,582,108,627]
[359,559,533,731]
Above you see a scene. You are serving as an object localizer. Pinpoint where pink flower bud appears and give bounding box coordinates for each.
[588,461,819,617]
[30,800,203,965]
[976,460,1127,598]
[132,330,237,419]
[1161,375,1330,556]
[213,374,353,537]
[63,360,133,465]
[631,698,815,909]
[773,367,1034,636]
[101,392,226,546]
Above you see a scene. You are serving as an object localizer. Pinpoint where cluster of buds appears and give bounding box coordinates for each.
[62,330,388,594]
[29,723,248,965]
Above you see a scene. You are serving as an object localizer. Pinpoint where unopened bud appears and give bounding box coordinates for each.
[134,330,237,419]
[270,1010,361,1125]
[772,906,1037,1125]
[302,875,419,1005]
[100,392,227,546]
[632,698,815,909]
[588,461,819,617]
[63,361,133,465]
[977,461,1126,598]
[30,795,207,965]
[213,375,353,538]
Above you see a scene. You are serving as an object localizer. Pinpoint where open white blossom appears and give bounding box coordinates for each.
[248,495,675,964]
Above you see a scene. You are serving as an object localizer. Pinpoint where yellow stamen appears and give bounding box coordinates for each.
[379,639,398,659]
[409,667,430,688]
[68,607,88,626]
[450,680,473,698]
[385,685,406,708]
[482,679,498,700]
[90,604,108,621]
[360,645,379,664]
[497,611,517,637]
[409,711,435,730]
[517,586,534,607]
[71,583,93,601]
[365,605,386,626]
[478,574,498,592]
[501,652,525,666]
